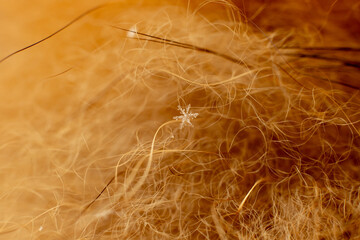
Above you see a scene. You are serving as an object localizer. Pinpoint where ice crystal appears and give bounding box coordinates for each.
[173,104,199,129]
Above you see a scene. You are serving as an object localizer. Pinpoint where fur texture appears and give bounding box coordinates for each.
[0,0,359,239]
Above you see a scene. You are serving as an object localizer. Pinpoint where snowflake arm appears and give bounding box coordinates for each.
[173,104,199,129]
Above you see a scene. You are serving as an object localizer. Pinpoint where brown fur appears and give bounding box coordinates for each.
[0,1,359,239]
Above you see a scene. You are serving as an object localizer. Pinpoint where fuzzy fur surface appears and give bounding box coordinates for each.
[0,0,360,239]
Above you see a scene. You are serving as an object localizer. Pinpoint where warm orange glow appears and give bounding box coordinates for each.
[0,0,359,239]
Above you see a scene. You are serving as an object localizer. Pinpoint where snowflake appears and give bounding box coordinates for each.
[173,104,199,129]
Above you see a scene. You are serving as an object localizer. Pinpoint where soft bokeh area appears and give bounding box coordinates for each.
[0,1,359,239]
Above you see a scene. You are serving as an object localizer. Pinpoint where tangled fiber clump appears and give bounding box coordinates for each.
[0,0,359,239]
